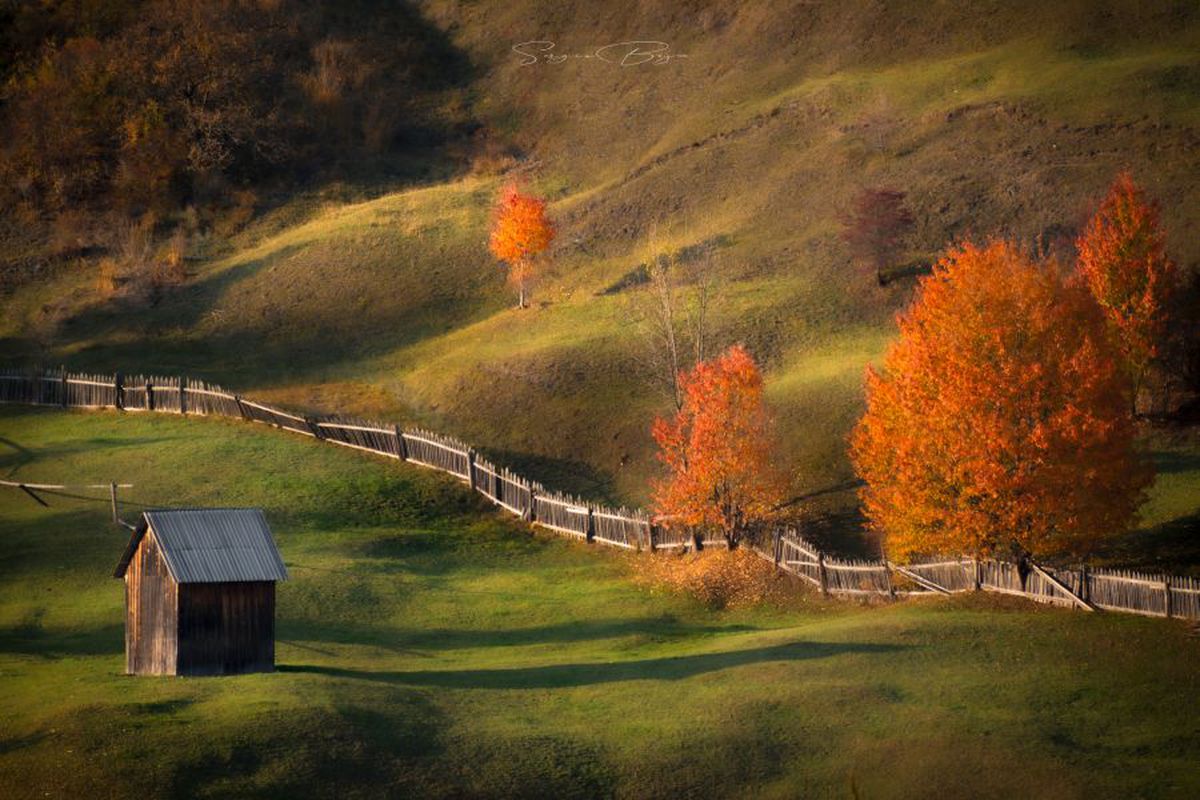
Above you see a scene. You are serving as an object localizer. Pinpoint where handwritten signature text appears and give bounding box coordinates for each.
[512,41,690,67]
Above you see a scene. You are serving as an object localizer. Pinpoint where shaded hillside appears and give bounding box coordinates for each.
[0,0,476,283]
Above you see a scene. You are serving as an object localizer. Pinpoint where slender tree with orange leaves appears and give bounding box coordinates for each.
[1076,172,1178,411]
[652,345,784,549]
[488,183,554,308]
[850,240,1151,563]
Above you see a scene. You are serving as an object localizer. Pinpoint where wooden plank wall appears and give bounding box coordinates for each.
[125,530,179,676]
[176,582,275,676]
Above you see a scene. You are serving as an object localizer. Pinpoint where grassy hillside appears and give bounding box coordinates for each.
[2,0,1198,544]
[1,407,1199,798]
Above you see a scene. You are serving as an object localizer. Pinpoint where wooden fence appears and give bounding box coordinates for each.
[2,366,1197,621]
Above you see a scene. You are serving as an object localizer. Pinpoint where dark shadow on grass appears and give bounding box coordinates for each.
[279,640,905,689]
[481,448,619,504]
[281,615,760,654]
[1095,510,1200,573]
[0,507,128,578]
[0,622,124,658]
[0,731,47,756]
[0,432,188,475]
[1150,450,1200,475]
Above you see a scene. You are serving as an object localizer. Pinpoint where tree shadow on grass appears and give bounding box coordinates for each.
[0,622,124,658]
[279,615,761,655]
[0,431,188,475]
[1150,449,1200,475]
[481,448,620,504]
[278,640,905,690]
[1096,510,1200,574]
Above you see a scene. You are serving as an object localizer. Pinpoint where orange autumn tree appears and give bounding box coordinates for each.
[1076,172,1178,409]
[850,240,1151,562]
[652,345,784,549]
[488,183,555,308]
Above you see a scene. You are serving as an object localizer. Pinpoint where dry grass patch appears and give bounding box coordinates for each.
[632,547,800,609]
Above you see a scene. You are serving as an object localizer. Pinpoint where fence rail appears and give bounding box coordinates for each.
[2,366,1197,621]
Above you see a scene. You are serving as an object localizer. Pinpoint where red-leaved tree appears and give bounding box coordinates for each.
[488,183,554,308]
[1076,172,1178,411]
[652,345,784,549]
[841,187,915,284]
[850,240,1151,562]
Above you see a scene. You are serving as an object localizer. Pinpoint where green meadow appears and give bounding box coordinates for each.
[1,407,1197,798]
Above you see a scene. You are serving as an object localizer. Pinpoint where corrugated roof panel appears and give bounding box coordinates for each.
[139,508,288,583]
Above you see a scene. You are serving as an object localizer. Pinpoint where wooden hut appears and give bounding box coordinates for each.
[113,508,288,676]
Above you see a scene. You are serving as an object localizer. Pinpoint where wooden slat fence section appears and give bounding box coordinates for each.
[592,507,651,550]
[1023,566,1080,608]
[979,559,1024,597]
[476,460,533,517]
[533,491,591,539]
[653,526,692,550]
[17,369,65,407]
[121,373,150,410]
[1088,568,1172,617]
[315,417,401,458]
[401,429,470,479]
[903,559,977,593]
[471,455,500,502]
[3,366,1199,621]
[0,369,40,404]
[64,371,118,408]
[1168,574,1200,620]
[147,375,182,413]
[775,531,822,587]
[118,374,183,413]
[237,398,314,436]
[183,378,240,417]
[824,557,893,596]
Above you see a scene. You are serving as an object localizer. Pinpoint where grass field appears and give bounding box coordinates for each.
[1,407,1198,798]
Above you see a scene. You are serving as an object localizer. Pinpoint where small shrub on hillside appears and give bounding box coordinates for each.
[632,548,788,609]
[841,188,915,285]
[212,190,258,239]
[49,208,100,258]
[95,257,122,297]
[151,228,188,287]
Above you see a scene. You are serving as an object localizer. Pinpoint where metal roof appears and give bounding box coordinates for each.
[113,508,288,583]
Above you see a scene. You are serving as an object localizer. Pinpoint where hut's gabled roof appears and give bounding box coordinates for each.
[114,508,288,583]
